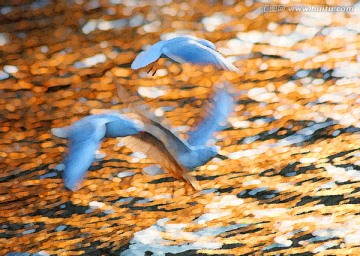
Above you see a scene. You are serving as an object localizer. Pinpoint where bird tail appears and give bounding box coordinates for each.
[217,55,240,73]
[183,173,201,191]
[223,61,240,73]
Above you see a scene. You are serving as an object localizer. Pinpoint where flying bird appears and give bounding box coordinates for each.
[131,35,240,75]
[95,82,234,190]
[52,113,142,191]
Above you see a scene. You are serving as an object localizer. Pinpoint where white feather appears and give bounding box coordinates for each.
[131,41,166,70]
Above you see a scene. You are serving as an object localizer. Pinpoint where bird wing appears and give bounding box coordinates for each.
[62,120,107,191]
[187,82,235,146]
[162,39,240,72]
[103,114,143,138]
[122,130,201,190]
[131,41,167,70]
[117,84,192,156]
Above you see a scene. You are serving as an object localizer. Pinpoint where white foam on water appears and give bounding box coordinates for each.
[122,218,245,255]
[74,54,107,68]
[117,171,135,178]
[142,164,164,176]
[137,86,169,99]
[202,12,232,32]
[254,208,287,218]
[82,18,128,34]
[89,201,105,209]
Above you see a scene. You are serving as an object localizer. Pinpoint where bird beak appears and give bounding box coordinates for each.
[215,153,228,161]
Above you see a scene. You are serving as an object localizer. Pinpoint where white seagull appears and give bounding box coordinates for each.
[111,82,234,190]
[52,113,142,191]
[131,35,240,74]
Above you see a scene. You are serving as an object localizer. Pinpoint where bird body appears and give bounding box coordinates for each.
[140,112,218,169]
[131,35,239,73]
[52,113,142,191]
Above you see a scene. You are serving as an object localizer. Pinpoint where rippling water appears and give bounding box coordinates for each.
[1,0,360,255]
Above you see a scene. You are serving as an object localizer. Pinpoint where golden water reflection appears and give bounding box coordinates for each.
[1,0,360,255]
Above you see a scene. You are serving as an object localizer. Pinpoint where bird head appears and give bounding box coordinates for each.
[196,146,218,166]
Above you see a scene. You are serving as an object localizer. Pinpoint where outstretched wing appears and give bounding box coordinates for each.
[63,122,106,191]
[117,84,169,125]
[162,39,240,72]
[122,131,201,190]
[131,41,167,70]
[117,84,191,155]
[187,82,235,146]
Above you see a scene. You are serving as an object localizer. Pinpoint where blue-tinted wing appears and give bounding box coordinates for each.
[63,122,106,191]
[104,114,142,137]
[187,84,234,146]
[131,41,167,70]
[117,84,192,156]
[162,39,239,72]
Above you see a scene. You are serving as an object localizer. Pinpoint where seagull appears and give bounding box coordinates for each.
[94,82,234,190]
[51,113,143,191]
[131,35,240,75]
